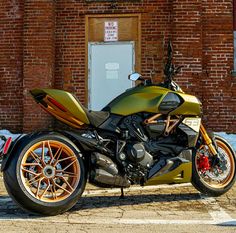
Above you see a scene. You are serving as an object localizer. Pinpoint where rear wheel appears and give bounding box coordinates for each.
[192,135,236,196]
[3,133,86,215]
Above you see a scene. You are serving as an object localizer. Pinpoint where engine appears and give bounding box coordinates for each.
[125,142,153,168]
[88,113,189,187]
[113,141,154,184]
[89,141,154,187]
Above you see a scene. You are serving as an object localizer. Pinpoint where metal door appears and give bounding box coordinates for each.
[88,42,135,110]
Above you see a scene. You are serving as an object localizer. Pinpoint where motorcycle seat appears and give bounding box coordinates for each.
[82,108,110,127]
[71,93,110,127]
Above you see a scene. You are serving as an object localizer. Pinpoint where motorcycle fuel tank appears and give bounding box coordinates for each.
[104,85,201,116]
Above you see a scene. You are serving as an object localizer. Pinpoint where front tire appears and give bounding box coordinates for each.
[3,133,86,216]
[192,135,236,197]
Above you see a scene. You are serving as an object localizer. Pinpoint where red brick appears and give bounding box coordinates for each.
[0,0,235,133]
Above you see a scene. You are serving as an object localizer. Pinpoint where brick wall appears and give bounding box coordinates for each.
[0,0,24,132]
[172,0,203,96]
[55,1,172,104]
[202,0,236,131]
[0,0,235,133]
[22,0,56,132]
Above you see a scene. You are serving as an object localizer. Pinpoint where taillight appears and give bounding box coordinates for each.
[3,137,12,155]
[47,97,67,112]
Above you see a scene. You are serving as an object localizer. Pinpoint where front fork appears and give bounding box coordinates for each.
[200,124,218,156]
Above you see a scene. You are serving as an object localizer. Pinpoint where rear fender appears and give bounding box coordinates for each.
[57,130,119,173]
[1,131,92,173]
[59,131,98,150]
[1,134,29,172]
[55,130,94,172]
[59,130,111,155]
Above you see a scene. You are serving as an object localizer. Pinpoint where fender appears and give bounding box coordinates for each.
[0,131,73,172]
[58,130,111,155]
[1,134,29,172]
[1,130,96,172]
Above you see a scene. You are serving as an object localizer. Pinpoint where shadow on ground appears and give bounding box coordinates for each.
[0,192,201,219]
[73,193,201,211]
[218,221,236,227]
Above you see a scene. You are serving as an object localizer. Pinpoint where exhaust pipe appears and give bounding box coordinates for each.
[91,152,119,175]
[90,152,130,188]
[90,169,130,188]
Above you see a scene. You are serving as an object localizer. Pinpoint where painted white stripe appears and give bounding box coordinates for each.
[209,209,233,222]
[200,195,233,222]
[0,217,235,226]
[70,218,236,226]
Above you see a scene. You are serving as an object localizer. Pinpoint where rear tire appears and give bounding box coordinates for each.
[192,135,236,197]
[3,132,86,216]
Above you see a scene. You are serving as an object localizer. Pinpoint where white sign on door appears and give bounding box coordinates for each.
[104,21,118,42]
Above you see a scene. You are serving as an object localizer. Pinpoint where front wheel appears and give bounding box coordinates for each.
[192,135,236,197]
[3,133,86,215]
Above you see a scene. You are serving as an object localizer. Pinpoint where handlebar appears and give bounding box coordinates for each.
[163,40,183,86]
[130,40,183,90]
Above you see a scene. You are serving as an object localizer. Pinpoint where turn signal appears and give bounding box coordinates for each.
[3,137,12,155]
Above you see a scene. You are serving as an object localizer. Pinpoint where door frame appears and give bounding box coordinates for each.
[85,14,141,107]
[88,41,135,109]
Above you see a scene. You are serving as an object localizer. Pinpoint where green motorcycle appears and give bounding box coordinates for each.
[1,42,235,216]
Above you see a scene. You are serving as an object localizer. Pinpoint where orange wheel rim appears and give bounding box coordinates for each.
[20,140,80,202]
[196,139,235,189]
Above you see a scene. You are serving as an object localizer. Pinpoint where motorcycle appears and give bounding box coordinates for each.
[0,42,235,216]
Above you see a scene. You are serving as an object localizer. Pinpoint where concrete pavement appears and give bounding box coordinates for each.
[0,175,236,233]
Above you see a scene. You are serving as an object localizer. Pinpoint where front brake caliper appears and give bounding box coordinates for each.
[197,154,211,172]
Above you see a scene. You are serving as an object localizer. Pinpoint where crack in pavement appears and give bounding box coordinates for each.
[117,206,125,219]
[0,181,235,228]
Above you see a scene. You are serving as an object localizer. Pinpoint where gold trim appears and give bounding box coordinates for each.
[20,140,80,203]
[164,117,181,135]
[200,124,217,156]
[144,114,181,136]
[196,139,235,189]
[144,113,162,124]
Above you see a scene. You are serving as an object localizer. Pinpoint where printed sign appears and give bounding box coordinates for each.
[105,62,120,79]
[104,21,118,42]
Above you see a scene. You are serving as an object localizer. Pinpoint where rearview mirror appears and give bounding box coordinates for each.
[128,73,142,81]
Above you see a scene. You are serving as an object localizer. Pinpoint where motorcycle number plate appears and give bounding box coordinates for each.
[182,118,201,132]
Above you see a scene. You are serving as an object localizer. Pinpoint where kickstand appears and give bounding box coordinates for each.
[120,188,124,199]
